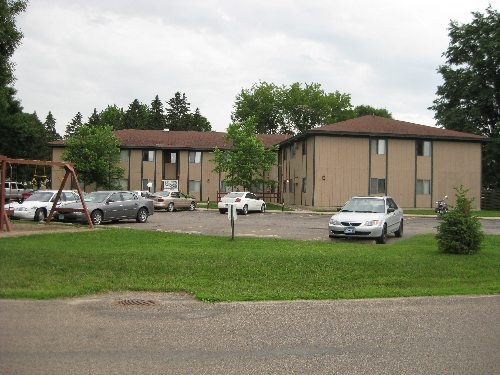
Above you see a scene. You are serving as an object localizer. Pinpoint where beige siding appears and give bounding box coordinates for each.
[177,151,189,193]
[433,141,481,209]
[129,150,143,190]
[387,139,415,208]
[313,137,369,207]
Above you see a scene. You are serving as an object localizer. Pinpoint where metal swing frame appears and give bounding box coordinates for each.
[0,155,93,232]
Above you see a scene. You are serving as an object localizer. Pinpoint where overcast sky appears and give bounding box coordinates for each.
[12,0,493,135]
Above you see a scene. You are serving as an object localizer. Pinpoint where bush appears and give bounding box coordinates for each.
[436,186,483,254]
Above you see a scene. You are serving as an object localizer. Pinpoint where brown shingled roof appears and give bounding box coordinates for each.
[50,130,290,149]
[310,115,485,141]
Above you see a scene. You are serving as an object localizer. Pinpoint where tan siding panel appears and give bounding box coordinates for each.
[387,139,415,207]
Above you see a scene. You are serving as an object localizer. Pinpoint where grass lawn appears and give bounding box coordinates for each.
[0,229,499,301]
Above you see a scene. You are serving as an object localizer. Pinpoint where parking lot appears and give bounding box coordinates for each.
[106,209,500,242]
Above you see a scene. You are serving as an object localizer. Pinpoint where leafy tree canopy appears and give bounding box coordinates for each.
[61,124,124,189]
[212,117,277,191]
[232,81,392,134]
[430,6,500,188]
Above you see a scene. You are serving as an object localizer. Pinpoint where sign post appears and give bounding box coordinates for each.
[227,203,237,239]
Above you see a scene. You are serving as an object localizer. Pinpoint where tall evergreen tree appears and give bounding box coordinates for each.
[188,108,212,131]
[87,108,101,126]
[44,111,60,140]
[165,92,191,130]
[65,112,83,138]
[148,95,167,130]
[122,99,149,129]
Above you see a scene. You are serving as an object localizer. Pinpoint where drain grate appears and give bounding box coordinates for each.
[116,299,157,306]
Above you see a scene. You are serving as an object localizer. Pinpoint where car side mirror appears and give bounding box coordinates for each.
[387,207,395,213]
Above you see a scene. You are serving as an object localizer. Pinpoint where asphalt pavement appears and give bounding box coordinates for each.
[1,293,498,374]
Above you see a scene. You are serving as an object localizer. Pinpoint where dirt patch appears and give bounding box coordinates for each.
[0,221,91,238]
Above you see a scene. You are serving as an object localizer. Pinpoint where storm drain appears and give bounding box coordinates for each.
[115,299,158,307]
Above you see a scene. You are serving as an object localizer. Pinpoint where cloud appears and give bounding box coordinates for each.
[12,0,494,135]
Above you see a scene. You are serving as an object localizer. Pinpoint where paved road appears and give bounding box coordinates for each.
[1,293,498,374]
[109,209,500,242]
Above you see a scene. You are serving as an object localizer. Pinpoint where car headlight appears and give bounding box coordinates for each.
[329,218,341,225]
[364,219,382,227]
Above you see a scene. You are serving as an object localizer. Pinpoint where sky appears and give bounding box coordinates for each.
[12,0,494,135]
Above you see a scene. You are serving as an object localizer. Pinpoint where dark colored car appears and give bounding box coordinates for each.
[57,191,154,225]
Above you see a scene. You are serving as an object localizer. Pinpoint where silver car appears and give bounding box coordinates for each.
[328,196,403,244]
[57,191,154,225]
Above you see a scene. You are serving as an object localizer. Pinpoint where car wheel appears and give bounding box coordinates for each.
[136,207,148,223]
[34,208,46,222]
[395,219,404,238]
[241,204,248,215]
[167,202,174,212]
[189,202,196,211]
[376,224,387,244]
[91,210,103,225]
[260,204,266,213]
[219,209,226,214]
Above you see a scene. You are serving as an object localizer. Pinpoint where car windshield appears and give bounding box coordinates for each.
[225,192,244,198]
[84,192,111,203]
[341,198,385,213]
[25,192,54,202]
[154,191,171,197]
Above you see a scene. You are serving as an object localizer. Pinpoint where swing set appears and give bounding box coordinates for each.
[0,155,93,232]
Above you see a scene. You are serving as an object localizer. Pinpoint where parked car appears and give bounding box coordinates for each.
[56,191,154,225]
[328,196,403,244]
[3,181,28,203]
[218,192,266,215]
[6,190,80,221]
[152,191,197,212]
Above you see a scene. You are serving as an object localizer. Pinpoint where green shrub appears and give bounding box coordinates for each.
[436,186,483,254]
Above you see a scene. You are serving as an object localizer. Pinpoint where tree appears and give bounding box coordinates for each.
[353,105,392,119]
[65,112,83,138]
[430,6,500,188]
[99,105,124,130]
[61,124,124,189]
[232,81,391,134]
[44,111,60,140]
[212,118,278,191]
[87,108,100,126]
[436,185,483,254]
[232,82,284,134]
[165,92,191,130]
[187,108,212,131]
[148,95,167,130]
[122,99,149,129]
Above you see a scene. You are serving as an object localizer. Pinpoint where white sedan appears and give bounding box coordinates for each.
[218,192,266,215]
[6,190,80,221]
[328,196,404,244]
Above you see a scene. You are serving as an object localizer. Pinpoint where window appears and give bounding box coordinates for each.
[370,178,386,194]
[282,180,287,193]
[142,150,155,162]
[302,140,307,155]
[283,148,287,161]
[291,144,296,158]
[189,151,201,164]
[142,179,151,190]
[121,192,135,201]
[120,150,129,163]
[371,139,386,155]
[188,180,201,192]
[416,179,431,195]
[301,177,307,193]
[166,152,176,164]
[417,140,431,156]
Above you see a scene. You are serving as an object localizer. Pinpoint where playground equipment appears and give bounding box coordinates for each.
[0,155,93,232]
